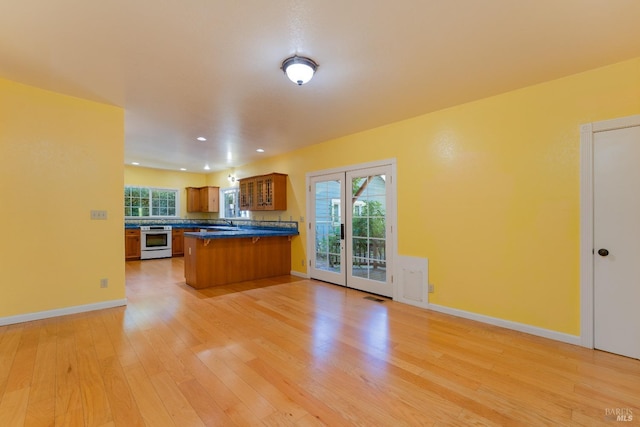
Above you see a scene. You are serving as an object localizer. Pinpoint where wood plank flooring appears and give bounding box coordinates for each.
[1,257,639,426]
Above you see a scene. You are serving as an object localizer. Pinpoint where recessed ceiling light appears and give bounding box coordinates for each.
[256,148,265,153]
[204,165,210,170]
[131,162,140,165]
[197,137,207,141]
[180,168,187,171]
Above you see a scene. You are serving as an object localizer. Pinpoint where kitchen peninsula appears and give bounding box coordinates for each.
[183,223,299,289]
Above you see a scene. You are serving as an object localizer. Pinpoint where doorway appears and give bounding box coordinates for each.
[307,161,396,297]
[580,115,640,359]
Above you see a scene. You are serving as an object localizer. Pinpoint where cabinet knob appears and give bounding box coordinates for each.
[597,248,609,257]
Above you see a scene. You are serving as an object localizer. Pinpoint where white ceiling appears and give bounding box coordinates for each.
[2,1,640,172]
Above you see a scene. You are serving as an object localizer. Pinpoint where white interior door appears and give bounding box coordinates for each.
[309,165,394,298]
[593,125,640,359]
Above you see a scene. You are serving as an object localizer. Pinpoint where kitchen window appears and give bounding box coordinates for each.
[220,187,249,219]
[125,186,179,218]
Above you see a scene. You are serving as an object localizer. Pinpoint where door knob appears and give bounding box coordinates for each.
[598,248,609,257]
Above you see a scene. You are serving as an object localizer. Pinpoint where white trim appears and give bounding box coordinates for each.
[579,122,594,348]
[306,158,398,178]
[591,114,640,132]
[0,299,127,326]
[290,270,309,279]
[579,114,640,349]
[428,303,581,346]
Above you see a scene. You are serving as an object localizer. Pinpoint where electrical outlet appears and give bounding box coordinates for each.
[428,283,434,293]
[91,210,108,220]
[100,278,108,288]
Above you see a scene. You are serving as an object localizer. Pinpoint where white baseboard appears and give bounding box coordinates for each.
[0,299,128,326]
[427,303,581,346]
[290,270,309,279]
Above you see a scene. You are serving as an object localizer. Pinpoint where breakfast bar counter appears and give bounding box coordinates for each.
[183,226,298,289]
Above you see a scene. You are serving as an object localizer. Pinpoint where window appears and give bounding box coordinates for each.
[220,187,249,218]
[125,186,178,218]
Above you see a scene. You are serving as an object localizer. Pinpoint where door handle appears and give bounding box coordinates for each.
[598,248,609,257]
[341,224,345,240]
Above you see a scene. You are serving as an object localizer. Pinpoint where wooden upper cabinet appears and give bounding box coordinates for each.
[186,187,201,212]
[199,186,219,212]
[238,179,255,210]
[186,186,219,213]
[239,173,287,211]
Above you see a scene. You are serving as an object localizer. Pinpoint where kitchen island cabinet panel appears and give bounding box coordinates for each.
[184,235,291,289]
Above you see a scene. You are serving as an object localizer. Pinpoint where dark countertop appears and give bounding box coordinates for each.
[124,218,300,239]
[125,224,206,229]
[125,222,299,239]
[185,227,298,239]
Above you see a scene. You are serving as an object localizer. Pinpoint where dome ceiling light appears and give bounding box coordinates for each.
[281,55,318,86]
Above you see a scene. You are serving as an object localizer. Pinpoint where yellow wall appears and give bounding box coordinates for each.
[212,58,640,335]
[12,57,635,333]
[124,165,219,219]
[0,78,125,318]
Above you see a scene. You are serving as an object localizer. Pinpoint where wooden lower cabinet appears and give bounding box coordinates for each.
[172,229,184,256]
[184,235,291,289]
[172,228,196,257]
[125,229,141,260]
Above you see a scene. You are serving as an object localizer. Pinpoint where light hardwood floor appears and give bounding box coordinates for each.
[1,258,639,426]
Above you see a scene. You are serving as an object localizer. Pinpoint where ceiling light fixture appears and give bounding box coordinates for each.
[256,148,265,153]
[204,165,210,170]
[281,55,318,86]
[197,137,207,141]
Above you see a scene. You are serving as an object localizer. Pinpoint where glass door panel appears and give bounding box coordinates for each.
[309,173,346,286]
[346,166,392,296]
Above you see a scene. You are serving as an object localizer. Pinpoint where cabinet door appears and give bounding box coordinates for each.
[239,179,255,210]
[200,186,219,213]
[125,229,141,260]
[256,173,287,210]
[255,176,266,210]
[186,187,201,212]
[172,229,184,256]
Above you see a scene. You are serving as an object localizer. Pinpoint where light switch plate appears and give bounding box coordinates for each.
[91,210,108,220]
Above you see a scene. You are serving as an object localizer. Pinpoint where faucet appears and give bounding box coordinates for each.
[224,219,234,227]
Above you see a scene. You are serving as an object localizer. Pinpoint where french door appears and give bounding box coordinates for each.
[309,164,394,297]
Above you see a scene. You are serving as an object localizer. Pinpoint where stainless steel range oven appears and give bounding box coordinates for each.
[140,225,172,259]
